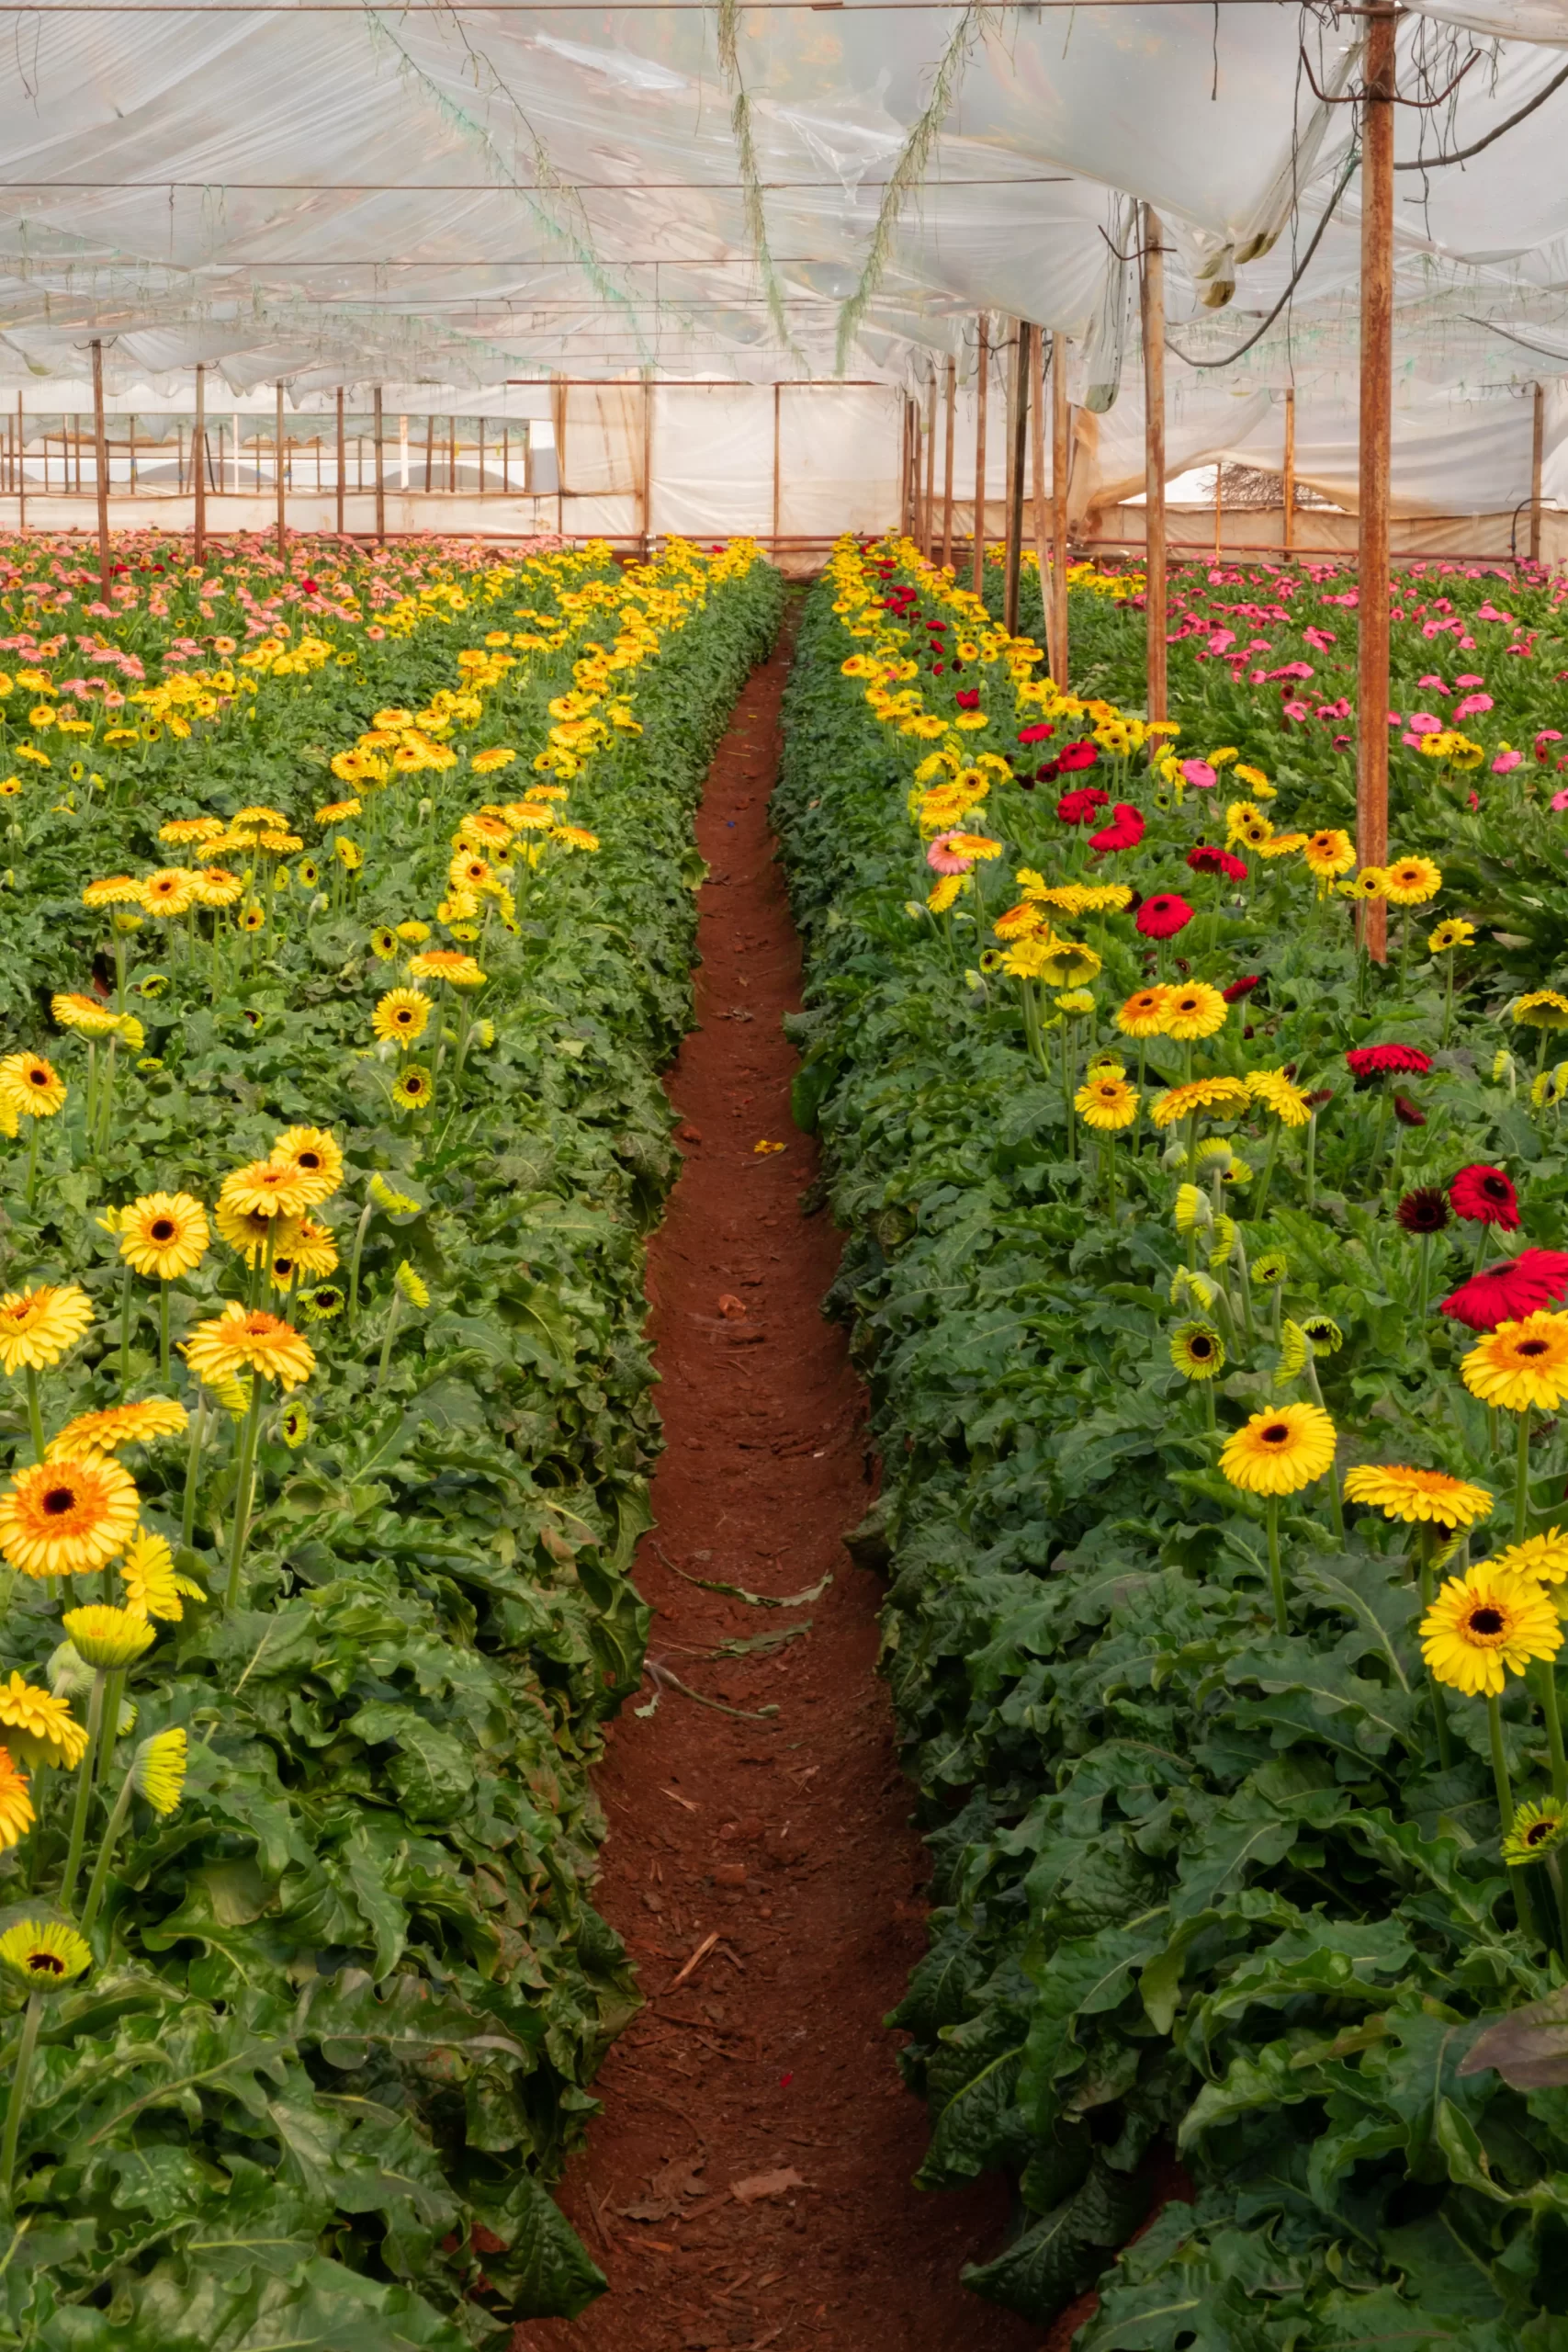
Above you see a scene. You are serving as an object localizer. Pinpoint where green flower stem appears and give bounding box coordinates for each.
[158,1283,170,1384]
[1254,1118,1282,1219]
[95,1671,126,1792]
[1550,1851,1568,1961]
[1541,1659,1568,1804]
[1266,1496,1288,1636]
[1104,1135,1116,1223]
[22,1372,42,1466]
[1304,1112,1317,1211]
[1416,1230,1433,1322]
[1441,952,1456,1049]
[0,1995,43,2209]
[80,1766,137,1937]
[375,1289,403,1391]
[84,1040,98,1143]
[118,1269,134,1389]
[1418,1559,1456,1770]
[223,1380,266,1610]
[1202,1380,1216,1434]
[1060,1031,1077,1164]
[450,993,477,1090]
[346,1196,377,1325]
[23,1122,39,1211]
[1516,1407,1532,1544]
[180,1392,208,1551]
[60,1671,107,1912]
[96,1037,117,1154]
[1302,1353,1344,1541]
[1488,1690,1540,1942]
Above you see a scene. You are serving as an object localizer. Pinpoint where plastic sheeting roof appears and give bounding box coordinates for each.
[4,2,1568,505]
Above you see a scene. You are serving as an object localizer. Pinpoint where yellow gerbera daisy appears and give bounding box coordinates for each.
[1461,1312,1568,1415]
[1149,1076,1252,1131]
[0,1672,87,1770]
[48,1396,187,1463]
[268,1125,343,1205]
[1075,1074,1138,1131]
[0,1454,140,1579]
[182,1306,315,1393]
[1246,1069,1314,1129]
[1420,1561,1562,1696]
[1159,984,1227,1043]
[0,1917,89,1986]
[1341,1464,1494,1530]
[1115,987,1171,1039]
[0,1283,93,1376]
[1382,855,1442,908]
[1219,1401,1337,1497]
[0,1053,66,1120]
[117,1193,209,1281]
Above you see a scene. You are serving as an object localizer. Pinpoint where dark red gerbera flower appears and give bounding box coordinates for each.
[300,577,320,594]
[1440,1247,1568,1331]
[1184,843,1237,879]
[1036,759,1061,783]
[1345,1044,1433,1079]
[954,688,981,710]
[1018,723,1055,745]
[1057,739,1100,773]
[1055,785,1109,825]
[1303,1088,1336,1112]
[1223,975,1262,1002]
[1449,1163,1519,1229]
[1134,891,1194,941]
[1396,1187,1450,1234]
[1393,1094,1426,1127]
[1089,803,1146,854]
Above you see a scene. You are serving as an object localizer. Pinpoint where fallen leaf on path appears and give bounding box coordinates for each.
[717,1294,747,1318]
[751,1139,785,1155]
[730,2167,807,2205]
[666,1928,721,1991]
[621,2154,706,2222]
[660,1784,698,1813]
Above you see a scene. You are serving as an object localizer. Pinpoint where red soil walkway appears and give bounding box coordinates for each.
[519,614,1035,2352]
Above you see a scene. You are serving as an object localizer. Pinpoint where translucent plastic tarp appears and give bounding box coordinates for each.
[1,4,1568,518]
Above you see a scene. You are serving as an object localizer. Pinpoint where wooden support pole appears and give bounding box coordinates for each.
[424,411,434,493]
[922,368,937,559]
[193,364,206,560]
[1029,324,1049,636]
[14,395,20,535]
[1004,320,1031,635]
[1140,204,1168,723]
[374,386,386,545]
[1530,380,1544,567]
[941,355,955,570]
[90,339,110,599]
[1051,334,1070,685]
[335,389,345,537]
[275,380,287,560]
[641,372,653,557]
[1213,455,1223,562]
[972,313,989,593]
[772,381,781,548]
[1282,387,1296,557]
[1357,4,1396,964]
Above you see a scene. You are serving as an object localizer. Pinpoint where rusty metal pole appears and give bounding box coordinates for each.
[193,363,206,561]
[1004,321,1031,634]
[90,338,111,599]
[1029,325,1049,638]
[941,355,955,570]
[373,386,386,545]
[275,379,287,561]
[335,388,345,537]
[1051,334,1070,684]
[971,313,989,594]
[1140,205,1168,723]
[1357,5,1396,963]
[1530,381,1544,567]
[922,368,937,559]
[1282,386,1296,558]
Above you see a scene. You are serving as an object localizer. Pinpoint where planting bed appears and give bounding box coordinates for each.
[0,528,781,2347]
[774,534,1568,2347]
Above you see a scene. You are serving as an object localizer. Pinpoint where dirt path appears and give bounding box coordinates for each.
[519,613,1035,2352]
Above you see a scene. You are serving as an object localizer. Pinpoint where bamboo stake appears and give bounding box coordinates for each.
[1357,3,1396,965]
[1029,325,1049,632]
[640,371,653,555]
[1051,332,1069,684]
[941,354,955,570]
[193,363,206,559]
[90,339,110,599]
[16,394,23,536]
[1004,320,1031,635]
[1140,204,1168,723]
[275,380,286,560]
[373,386,386,544]
[335,388,345,536]
[1282,386,1296,557]
[922,368,937,559]
[972,313,989,593]
[1530,381,1544,566]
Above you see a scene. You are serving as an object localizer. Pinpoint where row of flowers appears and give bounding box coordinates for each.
[0,530,781,2343]
[774,535,1568,2341]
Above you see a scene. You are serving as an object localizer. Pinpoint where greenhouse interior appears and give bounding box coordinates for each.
[4,4,1568,2349]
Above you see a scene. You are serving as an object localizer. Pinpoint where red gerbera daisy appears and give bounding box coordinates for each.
[1223,975,1262,1002]
[1187,844,1248,881]
[1134,891,1194,940]
[954,688,981,711]
[1018,723,1055,745]
[1056,786,1109,826]
[1440,1247,1568,1331]
[1089,804,1146,854]
[1056,740,1100,773]
[1345,1044,1433,1078]
[1449,1163,1519,1230]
